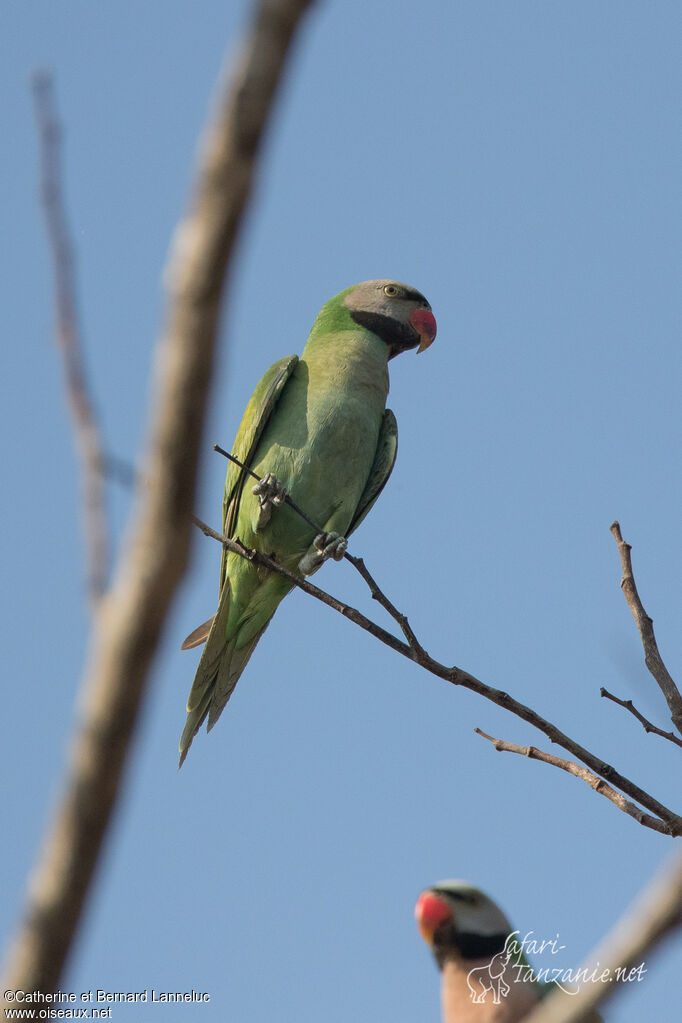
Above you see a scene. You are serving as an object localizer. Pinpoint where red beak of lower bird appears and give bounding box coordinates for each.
[409,308,437,353]
[415,890,453,944]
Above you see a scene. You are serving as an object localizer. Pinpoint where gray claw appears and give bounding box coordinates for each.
[317,531,348,561]
[252,472,287,530]
[299,531,348,576]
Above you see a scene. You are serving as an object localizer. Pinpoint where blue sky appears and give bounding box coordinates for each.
[2,2,681,1021]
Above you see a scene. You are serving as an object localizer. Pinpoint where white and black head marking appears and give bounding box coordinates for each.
[343,279,434,359]
[417,881,513,971]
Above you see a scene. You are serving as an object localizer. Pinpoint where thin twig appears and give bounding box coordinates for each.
[474,729,670,836]
[214,442,325,534]
[2,0,315,1002]
[31,71,109,608]
[190,513,682,836]
[345,553,428,658]
[600,687,682,750]
[523,851,682,1023]
[610,521,682,735]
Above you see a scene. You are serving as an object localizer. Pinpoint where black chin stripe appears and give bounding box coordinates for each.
[348,309,417,357]
[455,931,510,960]
[434,931,509,968]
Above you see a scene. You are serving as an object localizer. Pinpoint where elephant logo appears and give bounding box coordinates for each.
[466,949,513,1005]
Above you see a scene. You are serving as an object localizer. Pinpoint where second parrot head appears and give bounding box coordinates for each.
[314,279,437,359]
[415,880,513,969]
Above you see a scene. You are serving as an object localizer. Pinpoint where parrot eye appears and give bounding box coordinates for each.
[383,284,401,297]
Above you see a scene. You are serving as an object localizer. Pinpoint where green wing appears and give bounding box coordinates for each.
[347,408,398,536]
[181,354,298,652]
[219,353,298,588]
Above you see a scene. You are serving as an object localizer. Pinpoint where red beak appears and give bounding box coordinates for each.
[408,308,437,353]
[415,890,452,944]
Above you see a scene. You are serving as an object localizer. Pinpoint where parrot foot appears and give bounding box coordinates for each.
[298,532,348,576]
[252,473,287,531]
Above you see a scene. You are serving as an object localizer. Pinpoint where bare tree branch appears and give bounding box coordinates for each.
[200,451,682,833]
[610,521,682,734]
[522,851,682,1023]
[600,687,682,750]
[474,728,671,836]
[189,513,682,836]
[31,72,109,608]
[2,0,315,1002]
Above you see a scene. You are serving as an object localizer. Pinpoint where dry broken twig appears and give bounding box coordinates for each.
[1,0,315,1003]
[600,687,682,750]
[609,521,682,735]
[522,850,682,1023]
[32,72,109,608]
[474,728,671,836]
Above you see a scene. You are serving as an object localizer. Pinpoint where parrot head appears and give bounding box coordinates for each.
[415,880,513,969]
[327,279,436,359]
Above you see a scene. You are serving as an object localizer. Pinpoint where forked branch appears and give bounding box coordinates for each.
[191,506,682,837]
[609,521,682,734]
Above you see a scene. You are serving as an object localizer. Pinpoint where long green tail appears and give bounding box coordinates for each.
[179,585,270,767]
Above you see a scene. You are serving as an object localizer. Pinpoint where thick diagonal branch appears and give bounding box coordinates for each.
[2,0,314,1001]
[522,851,682,1023]
[610,521,682,735]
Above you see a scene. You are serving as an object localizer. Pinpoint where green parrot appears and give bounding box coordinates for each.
[415,880,603,1022]
[179,279,436,765]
